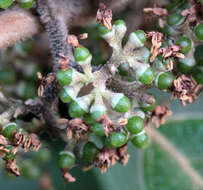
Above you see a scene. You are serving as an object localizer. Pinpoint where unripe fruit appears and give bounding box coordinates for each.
[192,68,203,84]
[2,123,19,141]
[178,57,195,74]
[74,46,91,65]
[92,123,105,137]
[57,151,75,170]
[90,104,107,121]
[69,94,93,118]
[98,24,111,36]
[141,95,157,112]
[176,36,192,54]
[136,64,155,84]
[103,136,114,149]
[110,93,131,113]
[194,23,203,41]
[110,132,128,148]
[57,69,73,86]
[114,19,127,37]
[21,160,40,179]
[35,148,51,163]
[168,13,184,26]
[126,116,144,134]
[131,130,148,149]
[17,0,34,9]
[156,72,175,90]
[118,62,130,76]
[60,87,73,103]
[128,30,146,47]
[82,142,98,161]
[0,0,14,9]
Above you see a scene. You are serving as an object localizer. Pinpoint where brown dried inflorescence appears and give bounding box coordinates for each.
[147,32,163,62]
[171,75,202,106]
[98,115,121,136]
[148,105,172,128]
[5,158,20,176]
[63,171,76,183]
[13,132,41,152]
[67,118,89,140]
[67,35,79,48]
[58,53,69,70]
[96,3,112,30]
[0,135,8,146]
[94,145,129,173]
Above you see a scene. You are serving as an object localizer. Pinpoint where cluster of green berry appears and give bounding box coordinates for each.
[161,0,203,84]
[0,0,34,9]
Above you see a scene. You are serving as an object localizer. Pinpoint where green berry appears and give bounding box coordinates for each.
[82,142,98,161]
[194,23,203,41]
[126,116,144,134]
[114,19,126,27]
[74,46,91,63]
[131,130,148,149]
[176,36,192,54]
[98,24,111,36]
[92,123,105,137]
[110,132,128,148]
[0,68,16,85]
[114,19,127,35]
[178,57,195,74]
[168,13,184,26]
[156,72,175,90]
[129,30,146,47]
[2,123,19,141]
[69,101,86,118]
[21,160,40,179]
[17,0,34,9]
[141,95,157,112]
[0,0,14,9]
[83,113,94,125]
[137,64,155,84]
[60,87,73,103]
[192,68,203,84]
[57,151,75,170]
[103,136,114,149]
[118,62,130,76]
[57,69,73,86]
[35,148,51,163]
[111,94,131,113]
[90,105,107,121]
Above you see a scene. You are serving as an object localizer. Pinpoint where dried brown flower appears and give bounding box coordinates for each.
[63,172,76,182]
[67,35,79,47]
[5,158,20,176]
[78,33,88,40]
[0,135,8,146]
[143,7,168,16]
[117,145,130,165]
[148,105,172,128]
[13,132,41,152]
[98,115,121,136]
[58,53,69,70]
[171,75,202,105]
[181,5,196,23]
[67,118,89,140]
[147,32,163,62]
[94,148,119,173]
[96,3,112,30]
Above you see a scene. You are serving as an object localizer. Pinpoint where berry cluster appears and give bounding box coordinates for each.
[0,0,34,9]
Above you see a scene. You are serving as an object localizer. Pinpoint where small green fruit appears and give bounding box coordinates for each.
[35,148,51,163]
[192,68,203,84]
[98,24,111,36]
[118,62,130,76]
[136,64,155,84]
[17,0,34,9]
[92,123,105,137]
[131,130,148,149]
[178,57,195,74]
[69,101,86,118]
[110,132,128,148]
[2,123,19,141]
[126,116,144,134]
[129,30,146,47]
[111,94,131,113]
[57,69,73,86]
[74,46,91,63]
[168,13,184,26]
[90,104,107,121]
[0,0,14,9]
[156,72,175,90]
[194,23,203,41]
[82,142,98,161]
[176,36,192,54]
[141,95,157,112]
[57,151,75,170]
[21,160,40,179]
